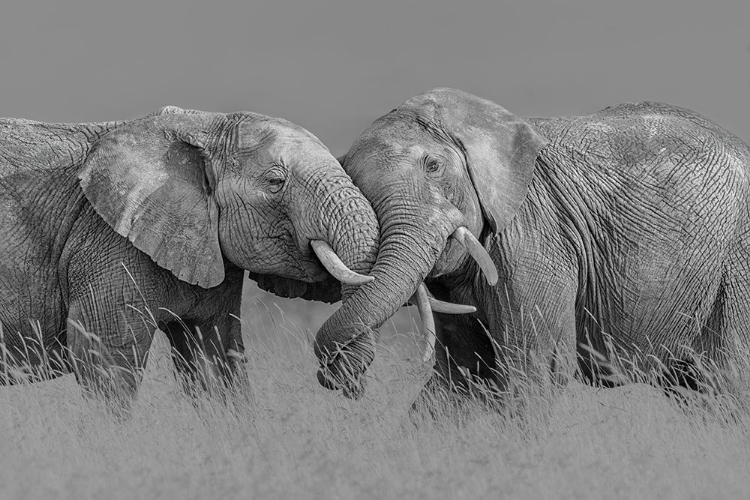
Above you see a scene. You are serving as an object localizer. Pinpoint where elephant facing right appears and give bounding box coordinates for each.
[313,87,750,405]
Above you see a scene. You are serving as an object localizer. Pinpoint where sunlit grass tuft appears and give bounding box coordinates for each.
[0,281,749,499]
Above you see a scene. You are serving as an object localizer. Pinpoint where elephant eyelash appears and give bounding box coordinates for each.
[422,155,442,174]
[264,164,288,194]
[267,177,285,192]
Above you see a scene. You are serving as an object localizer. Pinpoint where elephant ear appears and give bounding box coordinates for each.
[79,112,225,288]
[248,272,342,304]
[416,88,548,234]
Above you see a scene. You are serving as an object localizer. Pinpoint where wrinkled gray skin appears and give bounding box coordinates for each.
[315,87,750,403]
[0,106,379,405]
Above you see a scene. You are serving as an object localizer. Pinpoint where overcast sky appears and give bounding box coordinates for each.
[0,0,747,154]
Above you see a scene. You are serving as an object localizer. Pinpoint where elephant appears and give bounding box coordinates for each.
[0,105,380,406]
[313,87,750,406]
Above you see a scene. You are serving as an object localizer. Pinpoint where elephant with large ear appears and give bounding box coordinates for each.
[315,87,750,403]
[0,105,379,405]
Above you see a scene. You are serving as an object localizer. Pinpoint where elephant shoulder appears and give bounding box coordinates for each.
[523,116,579,145]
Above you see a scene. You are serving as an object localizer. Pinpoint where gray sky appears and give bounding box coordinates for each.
[0,0,747,154]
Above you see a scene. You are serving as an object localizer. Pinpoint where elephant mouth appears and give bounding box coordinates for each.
[406,226,498,362]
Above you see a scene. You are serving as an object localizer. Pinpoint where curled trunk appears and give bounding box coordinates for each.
[314,202,460,396]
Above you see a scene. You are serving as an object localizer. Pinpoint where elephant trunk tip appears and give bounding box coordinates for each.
[314,320,376,398]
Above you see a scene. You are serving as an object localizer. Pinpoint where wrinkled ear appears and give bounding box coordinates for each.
[248,272,342,304]
[417,88,548,234]
[79,113,225,288]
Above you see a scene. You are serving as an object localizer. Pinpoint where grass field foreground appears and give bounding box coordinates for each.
[0,282,748,499]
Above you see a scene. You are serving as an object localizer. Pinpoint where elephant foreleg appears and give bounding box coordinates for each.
[410,312,499,419]
[66,298,155,408]
[162,313,246,397]
[433,312,499,393]
[485,264,579,399]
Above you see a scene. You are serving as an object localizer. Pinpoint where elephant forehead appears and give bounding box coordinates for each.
[349,141,426,171]
[236,120,327,158]
[356,127,430,155]
[385,142,427,157]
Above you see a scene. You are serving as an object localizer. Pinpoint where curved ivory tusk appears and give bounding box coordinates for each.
[415,283,436,363]
[405,288,477,314]
[428,297,477,314]
[311,240,375,286]
[450,227,499,286]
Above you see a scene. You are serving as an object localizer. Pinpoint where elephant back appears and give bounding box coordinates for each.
[594,102,750,163]
[0,118,123,175]
[528,103,750,175]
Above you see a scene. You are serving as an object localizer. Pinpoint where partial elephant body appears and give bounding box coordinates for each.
[0,109,380,404]
[440,102,750,392]
[317,88,750,403]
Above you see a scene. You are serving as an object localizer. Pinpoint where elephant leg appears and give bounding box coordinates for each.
[432,312,499,393]
[682,260,750,396]
[163,319,221,395]
[410,313,499,418]
[0,322,70,385]
[488,270,579,398]
[66,298,155,408]
[162,313,246,397]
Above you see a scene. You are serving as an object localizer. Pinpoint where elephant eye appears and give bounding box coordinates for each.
[423,155,442,174]
[263,165,287,194]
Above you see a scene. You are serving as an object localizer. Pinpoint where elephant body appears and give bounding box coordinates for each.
[434,102,750,394]
[0,108,380,404]
[0,120,244,388]
[314,88,750,402]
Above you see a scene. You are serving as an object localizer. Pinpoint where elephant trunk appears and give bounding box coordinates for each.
[289,164,380,292]
[316,172,380,286]
[314,198,462,397]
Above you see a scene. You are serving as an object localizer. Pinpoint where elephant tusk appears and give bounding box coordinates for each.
[311,240,375,286]
[428,297,477,314]
[414,283,437,363]
[406,288,477,314]
[450,227,498,286]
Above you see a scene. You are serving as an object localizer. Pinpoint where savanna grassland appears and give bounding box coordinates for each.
[1,281,749,500]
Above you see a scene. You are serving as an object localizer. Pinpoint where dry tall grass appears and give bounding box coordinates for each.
[1,281,749,499]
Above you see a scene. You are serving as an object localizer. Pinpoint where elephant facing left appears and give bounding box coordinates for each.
[0,106,379,405]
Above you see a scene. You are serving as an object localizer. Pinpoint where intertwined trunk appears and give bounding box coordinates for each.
[316,172,380,282]
[314,197,463,396]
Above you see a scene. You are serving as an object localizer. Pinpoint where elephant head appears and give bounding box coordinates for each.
[79,108,379,295]
[314,88,547,396]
